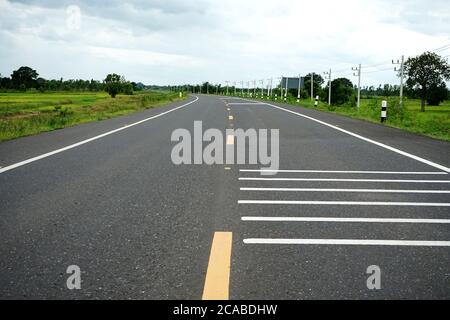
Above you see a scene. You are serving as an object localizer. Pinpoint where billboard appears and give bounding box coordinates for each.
[281,77,305,89]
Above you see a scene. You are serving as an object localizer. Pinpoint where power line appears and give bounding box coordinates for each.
[431,44,450,52]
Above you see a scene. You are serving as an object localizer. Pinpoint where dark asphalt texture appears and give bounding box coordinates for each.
[0,94,449,299]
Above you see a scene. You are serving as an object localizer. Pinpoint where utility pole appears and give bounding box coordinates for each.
[233,81,236,96]
[393,55,405,107]
[260,80,264,97]
[323,69,331,105]
[279,76,283,100]
[247,81,250,96]
[241,81,244,96]
[284,77,288,101]
[253,80,257,97]
[267,78,272,98]
[297,74,301,102]
[352,64,361,109]
[311,73,314,101]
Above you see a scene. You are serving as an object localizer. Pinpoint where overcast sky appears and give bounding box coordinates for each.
[0,0,449,86]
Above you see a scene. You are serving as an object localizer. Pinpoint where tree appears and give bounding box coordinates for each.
[404,52,450,112]
[303,73,324,99]
[427,82,448,106]
[104,73,122,98]
[11,66,39,90]
[324,78,356,105]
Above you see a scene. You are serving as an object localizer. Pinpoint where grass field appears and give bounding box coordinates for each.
[253,95,450,142]
[0,91,184,141]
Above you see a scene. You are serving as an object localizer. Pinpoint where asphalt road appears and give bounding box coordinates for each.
[0,94,449,300]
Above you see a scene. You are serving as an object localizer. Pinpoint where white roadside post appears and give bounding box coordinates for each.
[253,80,256,97]
[311,72,314,101]
[381,100,388,123]
[393,55,405,107]
[277,76,282,101]
[297,74,301,103]
[315,95,319,107]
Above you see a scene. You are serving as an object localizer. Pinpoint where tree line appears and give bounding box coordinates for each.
[0,66,147,97]
[192,52,450,112]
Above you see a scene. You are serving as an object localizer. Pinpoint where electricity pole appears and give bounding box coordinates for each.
[241,81,244,96]
[311,72,314,101]
[297,74,301,102]
[393,55,405,107]
[352,64,361,109]
[260,80,264,97]
[284,77,288,101]
[323,69,331,105]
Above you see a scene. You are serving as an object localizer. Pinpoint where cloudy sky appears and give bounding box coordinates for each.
[0,0,449,86]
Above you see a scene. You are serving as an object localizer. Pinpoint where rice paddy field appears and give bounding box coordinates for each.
[0,91,183,141]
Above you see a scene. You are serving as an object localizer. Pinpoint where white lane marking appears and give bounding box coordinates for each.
[240,187,450,194]
[241,217,450,224]
[228,115,234,120]
[243,238,450,247]
[0,96,200,175]
[231,97,450,173]
[226,135,235,145]
[239,177,450,184]
[227,103,265,105]
[239,169,448,175]
[238,200,450,206]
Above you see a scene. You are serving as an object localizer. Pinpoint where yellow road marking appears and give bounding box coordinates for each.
[228,115,234,120]
[226,135,234,145]
[202,232,233,300]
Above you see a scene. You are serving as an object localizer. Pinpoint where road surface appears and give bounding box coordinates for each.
[0,94,449,299]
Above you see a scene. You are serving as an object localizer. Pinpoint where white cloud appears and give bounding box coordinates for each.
[0,0,449,85]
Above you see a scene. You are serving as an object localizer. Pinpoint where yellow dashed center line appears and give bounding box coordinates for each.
[228,115,234,120]
[202,232,233,300]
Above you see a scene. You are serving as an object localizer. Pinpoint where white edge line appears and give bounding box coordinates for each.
[239,169,448,175]
[238,200,450,207]
[234,97,450,173]
[238,178,450,183]
[243,239,450,247]
[240,188,450,194]
[241,217,450,224]
[0,96,200,174]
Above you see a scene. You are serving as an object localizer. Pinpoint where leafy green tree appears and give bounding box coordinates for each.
[303,73,324,98]
[324,78,356,106]
[11,66,39,90]
[104,73,122,98]
[427,82,448,106]
[404,52,450,112]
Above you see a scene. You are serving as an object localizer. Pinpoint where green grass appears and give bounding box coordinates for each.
[249,95,450,142]
[0,91,185,141]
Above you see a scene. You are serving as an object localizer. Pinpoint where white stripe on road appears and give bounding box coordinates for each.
[239,177,450,184]
[0,96,200,175]
[243,238,450,247]
[238,200,450,206]
[227,103,265,105]
[241,217,450,224]
[239,169,448,175]
[240,187,450,194]
[263,102,450,173]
